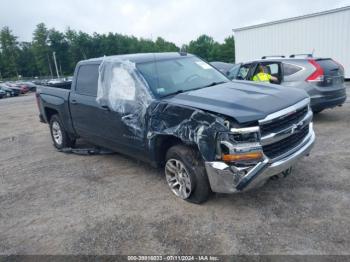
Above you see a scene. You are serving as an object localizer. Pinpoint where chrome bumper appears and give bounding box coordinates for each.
[205,124,315,193]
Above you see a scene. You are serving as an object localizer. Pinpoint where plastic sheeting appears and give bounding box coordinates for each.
[96,57,153,137]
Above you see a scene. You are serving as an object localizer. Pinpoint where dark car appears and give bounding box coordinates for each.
[0,83,20,96]
[19,81,37,92]
[229,55,347,113]
[0,89,6,98]
[36,52,315,204]
[5,82,29,94]
[0,85,15,97]
[16,83,29,94]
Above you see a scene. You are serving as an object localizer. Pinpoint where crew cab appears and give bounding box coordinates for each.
[36,53,315,203]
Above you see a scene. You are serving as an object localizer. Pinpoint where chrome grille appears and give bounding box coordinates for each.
[259,98,312,159]
[263,125,309,159]
[260,105,308,136]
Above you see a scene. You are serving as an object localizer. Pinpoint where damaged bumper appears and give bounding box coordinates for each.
[205,123,315,194]
[205,101,315,193]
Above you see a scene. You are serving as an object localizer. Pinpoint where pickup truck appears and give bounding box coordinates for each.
[36,52,315,204]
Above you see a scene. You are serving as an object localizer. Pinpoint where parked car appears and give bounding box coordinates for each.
[10,82,29,94]
[36,52,315,204]
[19,81,37,92]
[1,83,21,96]
[228,55,347,113]
[47,79,72,90]
[0,88,6,99]
[0,84,16,97]
[211,62,241,80]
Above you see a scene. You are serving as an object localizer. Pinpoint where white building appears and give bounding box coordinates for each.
[233,6,350,78]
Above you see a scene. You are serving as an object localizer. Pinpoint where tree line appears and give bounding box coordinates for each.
[0,23,235,79]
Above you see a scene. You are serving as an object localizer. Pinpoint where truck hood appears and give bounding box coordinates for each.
[165,81,308,124]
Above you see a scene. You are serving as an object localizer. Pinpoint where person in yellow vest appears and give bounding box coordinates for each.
[252,65,278,83]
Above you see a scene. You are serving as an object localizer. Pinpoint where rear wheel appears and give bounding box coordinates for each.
[49,114,75,149]
[165,144,211,204]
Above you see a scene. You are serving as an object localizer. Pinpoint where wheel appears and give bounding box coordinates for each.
[49,114,75,149]
[165,144,212,204]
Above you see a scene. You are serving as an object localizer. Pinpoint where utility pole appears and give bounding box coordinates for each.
[59,62,63,77]
[47,53,53,79]
[52,52,60,79]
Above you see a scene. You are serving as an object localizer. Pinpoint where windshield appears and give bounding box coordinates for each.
[136,56,229,98]
[227,64,241,80]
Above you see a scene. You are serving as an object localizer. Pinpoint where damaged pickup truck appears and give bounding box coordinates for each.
[36,52,315,203]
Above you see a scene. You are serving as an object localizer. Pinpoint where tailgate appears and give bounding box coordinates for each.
[316,59,344,87]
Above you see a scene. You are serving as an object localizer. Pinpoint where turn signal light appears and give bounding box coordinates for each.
[222,152,263,162]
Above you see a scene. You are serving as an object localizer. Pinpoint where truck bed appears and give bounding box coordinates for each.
[36,85,74,135]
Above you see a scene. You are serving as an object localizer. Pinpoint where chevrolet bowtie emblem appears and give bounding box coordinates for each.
[291,121,303,134]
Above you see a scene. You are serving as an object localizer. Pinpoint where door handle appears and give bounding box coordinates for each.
[71,99,77,105]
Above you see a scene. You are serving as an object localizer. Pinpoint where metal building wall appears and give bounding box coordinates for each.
[234,7,350,78]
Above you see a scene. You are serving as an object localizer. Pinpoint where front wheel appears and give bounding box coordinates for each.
[49,114,75,149]
[165,145,211,204]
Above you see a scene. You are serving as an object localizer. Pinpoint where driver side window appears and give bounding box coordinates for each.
[237,64,251,80]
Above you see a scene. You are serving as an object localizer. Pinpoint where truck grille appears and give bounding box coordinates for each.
[263,125,309,159]
[260,106,308,135]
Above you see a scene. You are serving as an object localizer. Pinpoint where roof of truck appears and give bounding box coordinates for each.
[80,52,194,64]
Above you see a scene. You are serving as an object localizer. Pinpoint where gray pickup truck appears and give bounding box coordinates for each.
[36,52,315,203]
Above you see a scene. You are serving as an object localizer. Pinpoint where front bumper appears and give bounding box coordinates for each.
[205,124,315,193]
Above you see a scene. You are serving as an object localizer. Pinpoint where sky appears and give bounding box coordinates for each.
[1,0,350,46]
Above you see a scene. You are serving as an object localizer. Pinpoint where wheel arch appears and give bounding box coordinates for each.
[44,107,59,123]
[151,134,199,167]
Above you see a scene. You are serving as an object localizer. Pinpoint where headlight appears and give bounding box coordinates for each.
[217,126,263,163]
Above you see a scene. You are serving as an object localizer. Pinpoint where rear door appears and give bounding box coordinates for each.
[70,63,102,140]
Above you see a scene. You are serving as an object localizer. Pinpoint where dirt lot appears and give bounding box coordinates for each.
[1,85,350,255]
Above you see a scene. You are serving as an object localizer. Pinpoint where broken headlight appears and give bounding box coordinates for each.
[217,126,263,164]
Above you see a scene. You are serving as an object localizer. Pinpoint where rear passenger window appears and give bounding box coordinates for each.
[283,63,302,76]
[76,64,99,96]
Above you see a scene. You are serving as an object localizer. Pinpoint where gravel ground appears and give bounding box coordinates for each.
[0,84,350,255]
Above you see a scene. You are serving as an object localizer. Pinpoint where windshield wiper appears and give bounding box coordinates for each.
[202,81,227,88]
[160,89,188,98]
[160,81,228,99]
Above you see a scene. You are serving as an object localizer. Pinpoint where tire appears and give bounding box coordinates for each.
[49,114,75,149]
[165,144,212,204]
